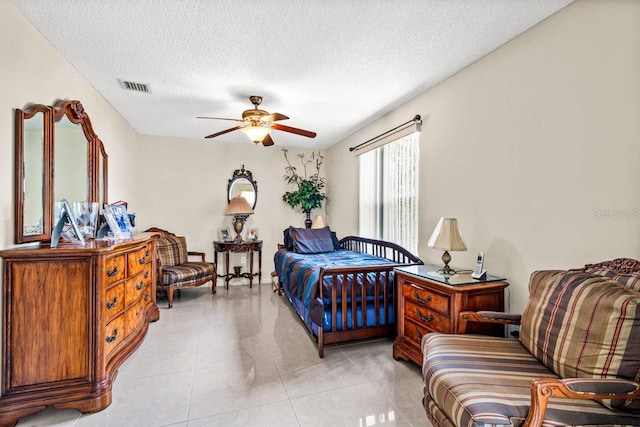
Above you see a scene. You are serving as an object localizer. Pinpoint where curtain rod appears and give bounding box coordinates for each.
[349,114,421,152]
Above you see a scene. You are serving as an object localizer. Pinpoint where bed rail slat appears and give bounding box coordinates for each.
[341,273,348,332]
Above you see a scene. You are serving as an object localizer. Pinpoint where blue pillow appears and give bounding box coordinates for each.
[331,231,342,250]
[283,228,295,251]
[289,226,335,254]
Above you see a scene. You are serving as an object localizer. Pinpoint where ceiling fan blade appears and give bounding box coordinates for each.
[261,134,275,146]
[197,116,244,123]
[262,112,289,122]
[271,123,317,138]
[205,125,243,139]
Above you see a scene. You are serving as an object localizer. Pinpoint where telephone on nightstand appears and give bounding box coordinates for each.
[471,251,487,280]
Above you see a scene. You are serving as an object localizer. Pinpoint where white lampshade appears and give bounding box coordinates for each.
[311,215,326,229]
[428,217,467,275]
[241,126,270,143]
[427,218,467,251]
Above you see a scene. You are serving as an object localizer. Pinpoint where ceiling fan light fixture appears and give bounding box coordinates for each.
[241,125,270,142]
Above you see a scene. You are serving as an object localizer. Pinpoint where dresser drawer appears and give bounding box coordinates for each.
[104,255,126,284]
[125,301,146,335]
[402,282,450,315]
[405,300,450,332]
[104,314,125,356]
[404,318,436,347]
[128,243,152,277]
[125,275,146,306]
[104,282,125,321]
[141,264,152,285]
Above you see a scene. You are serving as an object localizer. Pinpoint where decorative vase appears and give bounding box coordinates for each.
[304,211,312,229]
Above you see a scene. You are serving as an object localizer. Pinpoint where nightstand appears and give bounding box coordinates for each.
[393,264,509,366]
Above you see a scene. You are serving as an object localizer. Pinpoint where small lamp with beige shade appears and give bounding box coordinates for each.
[311,214,326,229]
[427,217,467,275]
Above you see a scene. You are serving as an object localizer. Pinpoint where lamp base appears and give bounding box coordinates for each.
[232,215,248,241]
[438,250,458,276]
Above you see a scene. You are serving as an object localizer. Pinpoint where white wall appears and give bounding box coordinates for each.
[327,0,640,312]
[134,136,325,277]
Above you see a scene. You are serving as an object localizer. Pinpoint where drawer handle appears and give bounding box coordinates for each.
[139,256,147,265]
[136,310,141,317]
[413,291,432,304]
[136,281,144,290]
[106,327,119,343]
[106,295,118,309]
[144,294,150,302]
[144,271,150,279]
[106,265,119,277]
[417,308,434,323]
[416,330,423,340]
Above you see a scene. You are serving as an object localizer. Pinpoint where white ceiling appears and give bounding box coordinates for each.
[12,0,573,149]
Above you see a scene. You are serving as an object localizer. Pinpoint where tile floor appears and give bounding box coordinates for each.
[17,283,430,427]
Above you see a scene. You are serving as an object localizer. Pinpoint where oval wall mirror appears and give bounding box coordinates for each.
[227,166,257,210]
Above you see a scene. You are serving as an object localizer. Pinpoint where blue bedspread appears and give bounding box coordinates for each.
[274,249,394,308]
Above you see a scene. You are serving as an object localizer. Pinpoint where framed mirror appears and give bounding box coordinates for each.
[14,100,108,244]
[15,104,52,242]
[227,165,257,209]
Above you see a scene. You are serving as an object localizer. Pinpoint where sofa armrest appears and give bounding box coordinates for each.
[524,378,640,427]
[187,251,206,262]
[457,311,521,334]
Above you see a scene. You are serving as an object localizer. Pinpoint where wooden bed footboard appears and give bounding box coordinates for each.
[313,236,423,357]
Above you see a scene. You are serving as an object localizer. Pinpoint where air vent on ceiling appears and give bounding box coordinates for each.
[118,79,152,94]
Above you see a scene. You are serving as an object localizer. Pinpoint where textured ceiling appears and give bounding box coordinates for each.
[11,0,573,148]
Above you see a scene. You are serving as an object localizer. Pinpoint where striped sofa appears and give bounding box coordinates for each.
[146,227,216,308]
[421,258,640,427]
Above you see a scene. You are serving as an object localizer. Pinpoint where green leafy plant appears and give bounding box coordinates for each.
[282,148,326,213]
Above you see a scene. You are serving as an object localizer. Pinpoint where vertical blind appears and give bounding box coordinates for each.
[359,132,419,253]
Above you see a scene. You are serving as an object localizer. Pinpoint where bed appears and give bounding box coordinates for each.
[275,227,423,357]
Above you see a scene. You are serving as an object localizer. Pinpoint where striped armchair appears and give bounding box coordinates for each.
[421,258,640,427]
[146,227,216,308]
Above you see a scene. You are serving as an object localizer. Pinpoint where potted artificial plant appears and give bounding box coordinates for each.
[281,148,326,228]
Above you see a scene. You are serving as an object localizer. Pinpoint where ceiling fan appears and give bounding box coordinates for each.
[197,96,317,146]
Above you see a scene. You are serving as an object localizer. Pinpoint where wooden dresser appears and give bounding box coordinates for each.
[0,233,159,426]
[393,264,508,366]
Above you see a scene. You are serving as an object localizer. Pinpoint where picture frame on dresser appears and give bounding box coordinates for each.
[103,207,124,238]
[246,227,259,240]
[218,227,230,241]
[105,203,133,236]
[51,199,85,247]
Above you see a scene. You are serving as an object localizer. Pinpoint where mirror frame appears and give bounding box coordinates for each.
[14,100,108,244]
[14,104,53,243]
[227,165,258,210]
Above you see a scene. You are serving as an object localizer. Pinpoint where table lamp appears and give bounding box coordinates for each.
[224,196,254,241]
[427,217,467,275]
[311,214,326,229]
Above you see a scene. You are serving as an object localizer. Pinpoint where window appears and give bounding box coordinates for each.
[359,132,419,253]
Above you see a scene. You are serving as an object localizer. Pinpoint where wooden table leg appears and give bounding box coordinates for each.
[248,249,254,288]
[258,248,262,284]
[225,251,231,290]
